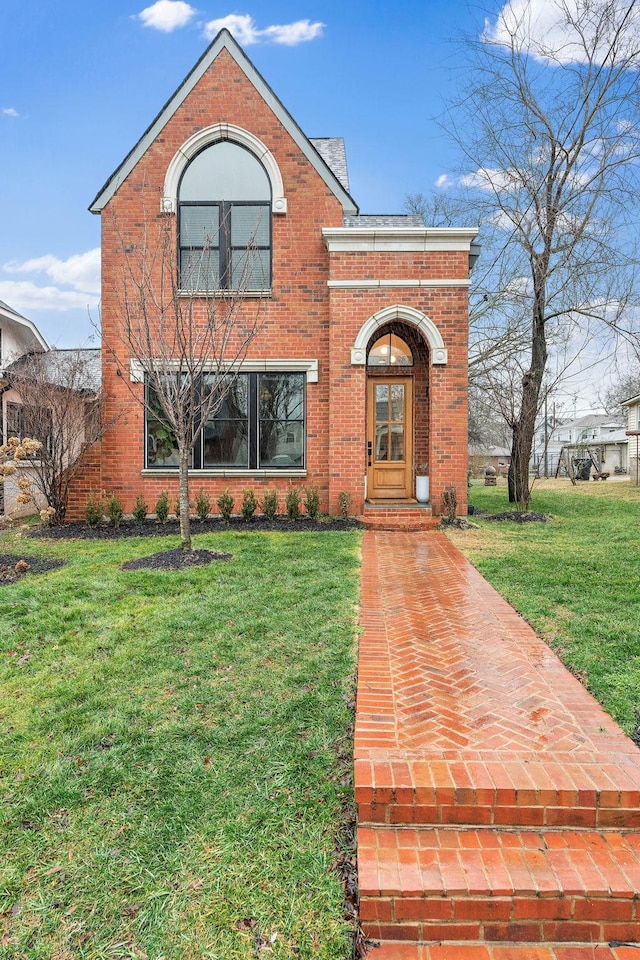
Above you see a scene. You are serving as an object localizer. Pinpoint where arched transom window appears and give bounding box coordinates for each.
[367,332,414,367]
[178,141,272,292]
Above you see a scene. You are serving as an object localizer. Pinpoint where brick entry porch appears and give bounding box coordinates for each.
[356,531,640,959]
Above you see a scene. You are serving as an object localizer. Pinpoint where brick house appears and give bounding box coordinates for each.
[72,29,477,521]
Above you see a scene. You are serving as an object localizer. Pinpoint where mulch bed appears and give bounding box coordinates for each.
[0,554,67,585]
[121,548,232,571]
[483,511,551,523]
[30,516,362,540]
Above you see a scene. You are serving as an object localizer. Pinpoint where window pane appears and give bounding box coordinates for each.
[391,385,405,422]
[180,142,271,201]
[180,249,220,291]
[231,249,270,290]
[202,375,249,467]
[259,374,304,468]
[203,419,248,467]
[147,418,180,467]
[367,333,413,366]
[375,424,390,461]
[231,205,270,246]
[203,374,249,418]
[260,421,304,467]
[375,384,388,422]
[180,205,219,246]
[390,426,405,461]
[259,374,304,420]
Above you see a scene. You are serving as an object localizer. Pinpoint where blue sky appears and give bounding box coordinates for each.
[0,0,495,348]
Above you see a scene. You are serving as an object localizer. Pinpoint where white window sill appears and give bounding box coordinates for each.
[142,469,306,479]
[177,289,272,299]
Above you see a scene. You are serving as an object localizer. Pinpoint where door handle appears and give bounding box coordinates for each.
[367,441,372,467]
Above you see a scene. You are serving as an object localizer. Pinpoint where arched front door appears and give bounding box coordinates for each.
[366,377,413,499]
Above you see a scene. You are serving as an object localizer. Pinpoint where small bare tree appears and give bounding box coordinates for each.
[104,211,263,551]
[6,350,106,525]
[438,0,640,508]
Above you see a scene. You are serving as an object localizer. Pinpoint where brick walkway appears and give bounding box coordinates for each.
[355,530,640,959]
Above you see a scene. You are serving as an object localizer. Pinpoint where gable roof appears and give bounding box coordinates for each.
[0,299,48,352]
[90,29,358,216]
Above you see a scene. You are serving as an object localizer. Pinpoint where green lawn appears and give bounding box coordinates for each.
[0,528,361,960]
[449,479,640,735]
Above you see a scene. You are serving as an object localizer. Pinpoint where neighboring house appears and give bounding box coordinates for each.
[3,348,102,521]
[545,413,628,477]
[469,445,511,477]
[0,300,48,518]
[622,394,640,485]
[70,29,477,519]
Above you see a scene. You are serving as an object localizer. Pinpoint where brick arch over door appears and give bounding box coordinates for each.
[350,304,448,366]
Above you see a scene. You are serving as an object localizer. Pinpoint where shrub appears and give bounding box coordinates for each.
[442,485,458,521]
[217,488,235,521]
[105,493,123,528]
[85,493,103,528]
[285,487,300,521]
[155,491,170,524]
[304,486,320,519]
[241,488,258,520]
[261,489,278,519]
[338,491,351,518]
[132,494,148,524]
[195,489,211,523]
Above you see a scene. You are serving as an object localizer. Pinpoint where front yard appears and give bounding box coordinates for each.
[447,478,640,735]
[0,528,361,959]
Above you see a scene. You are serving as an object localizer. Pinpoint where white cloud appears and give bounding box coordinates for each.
[2,107,19,118]
[203,13,324,46]
[435,174,454,189]
[138,0,195,32]
[4,248,101,296]
[262,20,325,46]
[484,0,640,66]
[460,167,519,193]
[0,281,98,313]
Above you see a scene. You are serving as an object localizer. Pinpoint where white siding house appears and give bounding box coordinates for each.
[622,394,640,486]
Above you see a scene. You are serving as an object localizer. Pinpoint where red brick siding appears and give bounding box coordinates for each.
[69,47,471,520]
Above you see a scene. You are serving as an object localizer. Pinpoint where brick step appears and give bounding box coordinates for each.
[367,944,640,960]
[360,502,439,533]
[364,517,440,531]
[355,758,640,829]
[361,505,438,532]
[358,826,640,945]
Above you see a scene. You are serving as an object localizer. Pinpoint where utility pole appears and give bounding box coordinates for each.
[544,395,549,478]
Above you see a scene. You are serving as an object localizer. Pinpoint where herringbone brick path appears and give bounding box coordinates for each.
[356,531,640,958]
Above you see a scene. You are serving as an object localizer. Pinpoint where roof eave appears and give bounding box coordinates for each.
[0,302,48,351]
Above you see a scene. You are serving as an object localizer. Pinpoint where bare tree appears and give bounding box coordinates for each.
[404,190,533,396]
[104,212,262,551]
[6,349,105,524]
[602,370,640,413]
[441,0,640,507]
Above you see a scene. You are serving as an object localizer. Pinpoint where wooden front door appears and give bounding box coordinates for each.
[367,377,413,499]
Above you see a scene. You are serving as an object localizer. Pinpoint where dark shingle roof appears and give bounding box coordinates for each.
[309,138,350,192]
[7,348,101,393]
[343,214,425,228]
